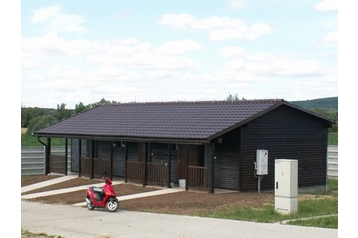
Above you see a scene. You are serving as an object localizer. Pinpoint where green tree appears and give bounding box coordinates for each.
[312,108,338,133]
[21,107,47,128]
[75,102,89,114]
[56,103,74,121]
[227,93,239,101]
[26,114,58,135]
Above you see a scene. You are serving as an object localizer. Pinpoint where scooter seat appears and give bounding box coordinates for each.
[91,186,104,193]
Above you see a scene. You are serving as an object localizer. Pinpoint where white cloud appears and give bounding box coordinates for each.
[29,34,200,73]
[31,6,61,23]
[219,47,326,78]
[30,6,86,34]
[244,58,325,77]
[272,59,325,77]
[322,30,338,43]
[21,55,40,69]
[219,46,245,58]
[314,0,338,11]
[22,33,101,56]
[49,14,86,33]
[225,60,244,70]
[155,39,203,55]
[227,0,248,10]
[159,14,272,41]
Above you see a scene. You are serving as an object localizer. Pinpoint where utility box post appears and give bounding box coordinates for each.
[255,149,268,193]
[274,159,298,215]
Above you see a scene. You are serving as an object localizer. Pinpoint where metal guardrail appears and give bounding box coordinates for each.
[327,145,338,180]
[21,146,71,176]
[21,146,338,179]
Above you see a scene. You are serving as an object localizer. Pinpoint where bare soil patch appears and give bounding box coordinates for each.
[21,175,275,215]
[21,175,333,216]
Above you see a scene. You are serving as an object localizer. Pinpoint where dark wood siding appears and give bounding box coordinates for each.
[86,141,179,181]
[240,105,329,192]
[71,139,88,172]
[214,128,241,190]
[127,142,140,161]
[112,144,125,177]
[150,143,179,183]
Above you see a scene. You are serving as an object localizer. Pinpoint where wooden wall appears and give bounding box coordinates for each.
[214,128,241,190]
[240,105,329,192]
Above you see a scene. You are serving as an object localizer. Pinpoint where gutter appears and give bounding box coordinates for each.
[34,134,209,145]
[34,134,47,147]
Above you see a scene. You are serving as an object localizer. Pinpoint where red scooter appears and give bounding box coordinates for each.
[86,177,119,212]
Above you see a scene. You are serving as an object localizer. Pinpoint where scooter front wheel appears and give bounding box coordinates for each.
[106,198,119,212]
[86,196,94,210]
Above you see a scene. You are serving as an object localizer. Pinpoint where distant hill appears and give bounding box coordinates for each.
[290,97,338,113]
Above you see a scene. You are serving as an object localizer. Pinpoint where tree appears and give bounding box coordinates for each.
[26,114,58,135]
[21,107,47,128]
[227,93,239,101]
[75,102,89,114]
[56,103,74,121]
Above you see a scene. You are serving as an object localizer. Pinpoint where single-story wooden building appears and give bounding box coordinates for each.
[33,99,334,193]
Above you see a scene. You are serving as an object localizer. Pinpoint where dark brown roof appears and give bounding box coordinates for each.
[33,99,332,142]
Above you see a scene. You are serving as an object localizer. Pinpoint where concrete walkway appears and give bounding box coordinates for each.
[21,175,79,193]
[22,200,339,238]
[21,175,185,204]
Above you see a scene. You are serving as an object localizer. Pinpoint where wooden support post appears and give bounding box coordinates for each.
[143,143,148,187]
[78,139,82,177]
[45,138,51,175]
[205,142,215,193]
[124,142,128,183]
[239,127,243,192]
[185,144,189,191]
[65,138,68,175]
[110,141,114,180]
[90,140,94,179]
[168,144,172,188]
[211,142,215,193]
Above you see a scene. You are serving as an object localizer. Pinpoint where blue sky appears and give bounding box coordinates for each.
[20,0,338,109]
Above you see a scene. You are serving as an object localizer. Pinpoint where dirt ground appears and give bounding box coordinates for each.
[21,174,277,216]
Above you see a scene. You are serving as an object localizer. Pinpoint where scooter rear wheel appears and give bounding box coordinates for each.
[106,198,119,212]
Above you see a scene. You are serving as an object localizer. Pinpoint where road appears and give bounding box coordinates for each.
[21,200,338,238]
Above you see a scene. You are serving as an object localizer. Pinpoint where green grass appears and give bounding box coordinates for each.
[328,132,338,145]
[21,133,70,147]
[21,229,64,238]
[287,215,338,229]
[327,179,338,191]
[195,198,338,228]
[195,180,338,229]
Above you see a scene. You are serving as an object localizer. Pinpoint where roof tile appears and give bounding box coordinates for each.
[35,99,283,140]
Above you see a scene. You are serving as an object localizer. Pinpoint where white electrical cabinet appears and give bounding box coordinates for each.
[274,159,298,214]
[256,150,268,175]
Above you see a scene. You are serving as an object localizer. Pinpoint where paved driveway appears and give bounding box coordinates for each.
[21,200,338,238]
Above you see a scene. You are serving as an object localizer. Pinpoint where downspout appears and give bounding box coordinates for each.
[37,136,49,175]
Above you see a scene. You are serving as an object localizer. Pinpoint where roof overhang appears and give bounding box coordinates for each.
[33,133,210,145]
